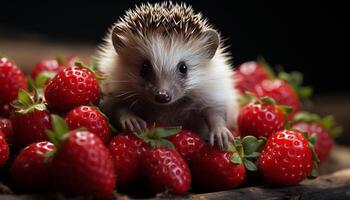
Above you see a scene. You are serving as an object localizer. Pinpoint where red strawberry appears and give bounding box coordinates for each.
[253,79,301,115]
[65,106,111,144]
[30,59,64,80]
[192,136,264,191]
[238,95,291,138]
[168,129,205,164]
[0,117,12,138]
[10,90,51,148]
[141,147,191,195]
[109,133,148,187]
[192,145,246,191]
[235,61,271,93]
[48,115,116,199]
[292,112,342,164]
[0,57,27,107]
[0,130,9,166]
[44,64,100,113]
[10,141,55,191]
[258,130,317,185]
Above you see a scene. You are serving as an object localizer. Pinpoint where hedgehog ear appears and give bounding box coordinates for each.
[201,29,220,59]
[111,26,128,53]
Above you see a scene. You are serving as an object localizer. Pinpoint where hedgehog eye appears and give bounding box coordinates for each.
[141,60,152,76]
[178,62,187,74]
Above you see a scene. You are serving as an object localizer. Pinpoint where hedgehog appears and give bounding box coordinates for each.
[97,1,240,148]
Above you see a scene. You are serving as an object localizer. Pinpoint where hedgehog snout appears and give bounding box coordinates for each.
[154,89,171,104]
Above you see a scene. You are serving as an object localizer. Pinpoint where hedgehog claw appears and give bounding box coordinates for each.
[120,114,146,133]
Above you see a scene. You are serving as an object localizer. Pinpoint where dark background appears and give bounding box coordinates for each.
[0,1,347,95]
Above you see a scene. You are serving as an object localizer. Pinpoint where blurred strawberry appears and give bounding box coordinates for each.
[30,58,64,80]
[292,112,342,164]
[234,61,272,93]
[0,56,27,107]
[253,79,301,115]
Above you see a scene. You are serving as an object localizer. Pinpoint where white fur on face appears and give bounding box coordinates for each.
[97,30,240,129]
[108,32,218,103]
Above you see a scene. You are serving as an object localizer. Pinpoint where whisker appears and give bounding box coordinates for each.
[130,99,139,109]
[111,91,135,98]
[122,93,138,100]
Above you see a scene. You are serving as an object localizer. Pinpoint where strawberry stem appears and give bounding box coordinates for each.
[45,115,70,149]
[11,89,47,114]
[135,126,181,149]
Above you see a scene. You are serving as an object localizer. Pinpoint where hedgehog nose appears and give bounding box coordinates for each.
[155,89,171,103]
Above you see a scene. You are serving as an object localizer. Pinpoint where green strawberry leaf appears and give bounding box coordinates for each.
[56,56,65,65]
[284,120,292,130]
[244,152,260,158]
[75,61,84,68]
[278,71,303,87]
[46,129,58,146]
[158,139,175,149]
[332,126,343,139]
[277,105,293,114]
[51,114,69,139]
[239,92,258,106]
[26,76,36,93]
[301,131,309,139]
[35,71,57,88]
[308,133,320,169]
[230,152,242,165]
[256,137,267,152]
[321,115,334,129]
[242,136,260,155]
[243,158,258,171]
[278,70,313,102]
[153,127,182,138]
[298,87,313,101]
[242,135,267,155]
[309,133,317,146]
[261,96,276,105]
[293,111,320,122]
[17,89,34,107]
[294,112,342,139]
[226,143,237,153]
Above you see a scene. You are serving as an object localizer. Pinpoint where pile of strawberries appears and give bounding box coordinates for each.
[0,55,342,199]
